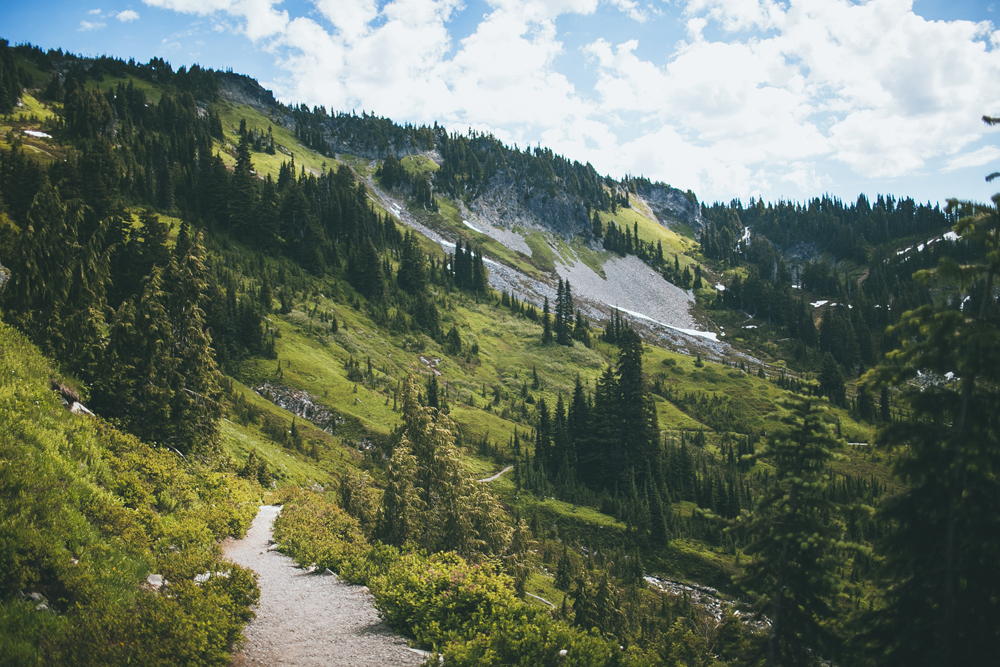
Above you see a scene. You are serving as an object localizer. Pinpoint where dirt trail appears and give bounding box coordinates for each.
[478,465,513,483]
[225,506,425,667]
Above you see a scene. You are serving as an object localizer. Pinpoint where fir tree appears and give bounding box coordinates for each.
[542,296,553,344]
[733,389,851,666]
[860,190,1000,665]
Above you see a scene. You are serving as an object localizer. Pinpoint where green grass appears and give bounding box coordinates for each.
[211,100,340,180]
[524,231,558,273]
[88,76,163,103]
[596,205,698,270]
[400,154,439,176]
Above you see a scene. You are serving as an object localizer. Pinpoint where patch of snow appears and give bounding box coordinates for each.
[917,243,925,252]
[897,247,913,255]
[462,219,482,233]
[943,231,960,242]
[810,300,828,308]
[715,283,726,291]
[743,325,757,329]
[962,295,971,311]
[607,304,717,341]
[669,326,719,342]
[945,372,955,381]
[24,130,51,139]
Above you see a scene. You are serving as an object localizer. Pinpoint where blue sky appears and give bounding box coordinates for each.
[4,0,1000,206]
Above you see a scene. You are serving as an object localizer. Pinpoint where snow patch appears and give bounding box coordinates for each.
[609,304,719,341]
[24,130,51,138]
[714,283,726,291]
[462,219,482,233]
[943,231,960,242]
[810,300,828,308]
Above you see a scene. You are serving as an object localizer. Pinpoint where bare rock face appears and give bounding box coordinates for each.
[636,182,705,231]
[468,179,594,240]
[215,72,277,112]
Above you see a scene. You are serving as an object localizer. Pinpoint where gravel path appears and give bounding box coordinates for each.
[225,506,425,667]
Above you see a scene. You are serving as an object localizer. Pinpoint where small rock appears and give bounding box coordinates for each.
[146,574,164,589]
[194,572,211,584]
[267,544,280,552]
[34,603,50,613]
[29,592,44,602]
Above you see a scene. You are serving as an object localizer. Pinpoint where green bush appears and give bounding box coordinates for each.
[371,551,518,649]
[272,490,626,665]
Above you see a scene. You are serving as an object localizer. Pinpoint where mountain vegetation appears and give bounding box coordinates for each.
[1,38,998,666]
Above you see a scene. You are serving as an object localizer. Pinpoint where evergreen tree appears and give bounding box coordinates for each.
[542,296,553,344]
[162,230,224,451]
[230,118,258,230]
[616,327,659,484]
[734,389,850,667]
[396,230,428,295]
[393,374,511,557]
[860,191,1000,665]
[1,182,111,379]
[819,352,846,406]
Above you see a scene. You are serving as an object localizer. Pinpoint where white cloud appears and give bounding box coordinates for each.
[944,145,1000,173]
[141,0,1000,202]
[581,0,1000,197]
[79,20,107,30]
[116,9,140,21]
[88,8,102,14]
[606,0,651,23]
[143,0,289,39]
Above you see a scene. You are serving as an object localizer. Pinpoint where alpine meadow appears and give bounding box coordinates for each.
[0,32,998,667]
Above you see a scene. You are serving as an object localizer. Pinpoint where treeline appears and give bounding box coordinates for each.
[700,193,967,386]
[701,194,954,265]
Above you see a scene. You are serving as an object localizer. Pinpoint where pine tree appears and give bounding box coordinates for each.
[542,296,553,344]
[230,118,258,230]
[616,327,659,484]
[396,230,427,295]
[393,374,511,557]
[2,182,111,379]
[860,190,1000,665]
[162,230,224,451]
[555,544,572,591]
[734,389,851,666]
[819,352,846,406]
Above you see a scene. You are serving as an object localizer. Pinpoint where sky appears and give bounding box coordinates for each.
[4,0,1000,206]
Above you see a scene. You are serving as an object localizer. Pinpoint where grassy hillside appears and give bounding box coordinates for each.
[0,320,262,667]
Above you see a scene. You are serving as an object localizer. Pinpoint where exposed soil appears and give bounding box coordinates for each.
[225,506,425,667]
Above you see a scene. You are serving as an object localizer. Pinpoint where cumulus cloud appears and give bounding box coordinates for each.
[141,0,1000,202]
[79,20,107,30]
[116,9,140,21]
[584,0,1000,197]
[143,0,289,39]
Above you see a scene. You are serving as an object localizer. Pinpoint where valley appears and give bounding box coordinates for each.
[0,38,997,667]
